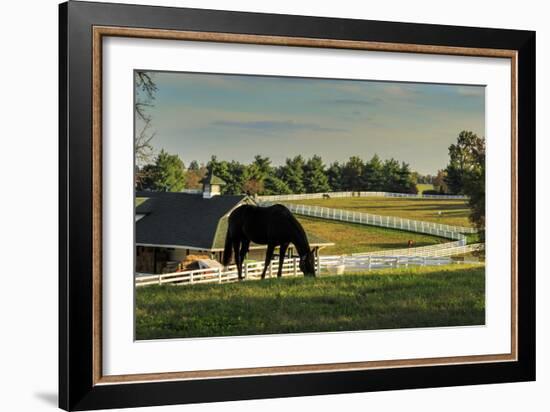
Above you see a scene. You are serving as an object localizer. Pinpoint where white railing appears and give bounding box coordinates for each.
[136,258,307,287]
[257,191,467,201]
[259,202,475,240]
[135,253,475,287]
[354,242,484,258]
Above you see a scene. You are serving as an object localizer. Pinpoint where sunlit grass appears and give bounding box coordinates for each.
[286,196,472,227]
[136,263,485,340]
[297,216,447,255]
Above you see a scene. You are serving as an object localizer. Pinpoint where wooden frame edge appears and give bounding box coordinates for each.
[91,25,519,386]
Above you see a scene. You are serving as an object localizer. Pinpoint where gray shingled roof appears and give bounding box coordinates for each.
[136,191,246,250]
[136,191,334,251]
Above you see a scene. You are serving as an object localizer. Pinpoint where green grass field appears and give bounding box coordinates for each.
[136,264,485,340]
[287,196,472,227]
[297,216,446,255]
[416,183,435,194]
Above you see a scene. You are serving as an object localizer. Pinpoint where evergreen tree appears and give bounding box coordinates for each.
[224,161,247,195]
[303,155,330,193]
[251,155,272,180]
[137,149,186,192]
[188,160,200,171]
[363,154,384,191]
[397,161,418,194]
[341,156,365,191]
[263,175,292,195]
[326,162,343,191]
[381,158,401,192]
[279,155,306,193]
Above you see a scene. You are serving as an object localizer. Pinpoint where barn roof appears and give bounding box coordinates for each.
[135,191,333,251]
[136,191,248,250]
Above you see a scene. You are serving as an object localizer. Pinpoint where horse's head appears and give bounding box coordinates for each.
[299,250,316,277]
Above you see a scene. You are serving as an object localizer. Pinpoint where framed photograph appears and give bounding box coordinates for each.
[59,1,535,410]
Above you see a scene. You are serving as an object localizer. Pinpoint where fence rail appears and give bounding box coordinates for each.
[258,191,468,202]
[135,252,478,287]
[259,202,475,240]
[355,242,484,258]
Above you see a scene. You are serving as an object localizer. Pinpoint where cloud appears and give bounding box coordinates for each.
[455,86,485,97]
[321,98,381,106]
[210,120,346,133]
[382,84,422,98]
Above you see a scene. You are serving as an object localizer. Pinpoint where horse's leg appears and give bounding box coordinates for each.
[232,240,243,280]
[277,243,290,278]
[239,239,250,279]
[260,244,275,280]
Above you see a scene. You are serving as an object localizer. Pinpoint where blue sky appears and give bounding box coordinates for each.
[137,71,485,175]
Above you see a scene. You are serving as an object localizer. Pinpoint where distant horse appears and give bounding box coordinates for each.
[322,193,331,199]
[407,240,415,248]
[223,204,316,280]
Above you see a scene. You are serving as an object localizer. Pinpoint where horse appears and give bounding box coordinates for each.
[322,193,331,199]
[222,204,316,281]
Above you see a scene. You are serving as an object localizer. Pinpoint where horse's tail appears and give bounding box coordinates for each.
[222,228,233,267]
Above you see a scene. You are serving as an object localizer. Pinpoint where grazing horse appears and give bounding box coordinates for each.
[223,204,316,280]
[322,193,331,199]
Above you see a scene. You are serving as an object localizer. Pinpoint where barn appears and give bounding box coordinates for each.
[135,173,332,274]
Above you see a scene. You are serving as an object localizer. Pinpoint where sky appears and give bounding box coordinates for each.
[136,71,485,175]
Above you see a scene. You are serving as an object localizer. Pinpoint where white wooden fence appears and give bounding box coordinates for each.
[258,191,467,202]
[135,246,483,287]
[259,202,475,241]
[355,242,484,258]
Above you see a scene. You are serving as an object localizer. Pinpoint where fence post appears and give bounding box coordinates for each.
[244,263,248,279]
[158,274,162,285]
[190,271,194,284]
[293,258,298,276]
[269,260,273,278]
[218,267,222,283]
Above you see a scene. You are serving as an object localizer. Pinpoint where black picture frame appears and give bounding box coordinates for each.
[59,1,536,410]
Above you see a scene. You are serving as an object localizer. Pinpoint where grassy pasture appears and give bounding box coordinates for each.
[135,264,485,340]
[287,196,472,228]
[416,183,435,193]
[297,216,446,255]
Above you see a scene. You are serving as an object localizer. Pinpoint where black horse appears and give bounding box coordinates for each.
[222,204,316,280]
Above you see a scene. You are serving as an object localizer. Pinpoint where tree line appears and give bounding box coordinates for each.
[136,153,419,195]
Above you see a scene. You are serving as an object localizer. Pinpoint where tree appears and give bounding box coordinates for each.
[462,137,486,238]
[326,162,343,191]
[263,175,292,195]
[251,155,272,180]
[242,178,264,195]
[303,155,330,193]
[363,154,384,191]
[134,71,158,165]
[341,156,365,191]
[206,155,231,189]
[278,155,306,193]
[444,131,483,194]
[444,131,486,238]
[184,161,207,189]
[433,169,448,193]
[225,161,247,195]
[137,149,186,192]
[396,162,418,194]
[381,158,401,192]
[188,160,200,171]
